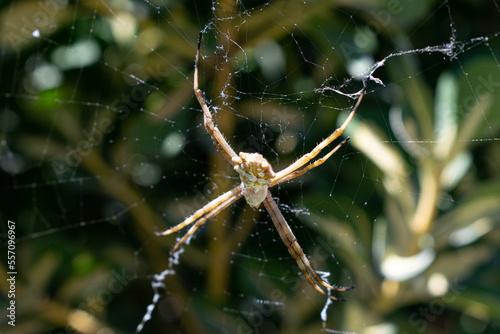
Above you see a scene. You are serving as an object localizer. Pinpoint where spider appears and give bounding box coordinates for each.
[156,31,367,301]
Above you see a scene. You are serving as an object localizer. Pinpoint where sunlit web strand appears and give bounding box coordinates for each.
[380,138,500,144]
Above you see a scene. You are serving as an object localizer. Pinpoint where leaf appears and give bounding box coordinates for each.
[434,71,458,161]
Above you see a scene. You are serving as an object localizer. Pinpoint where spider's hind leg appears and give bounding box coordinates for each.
[263,191,353,302]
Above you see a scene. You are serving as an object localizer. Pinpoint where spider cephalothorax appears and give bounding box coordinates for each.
[156,30,367,301]
[233,152,275,208]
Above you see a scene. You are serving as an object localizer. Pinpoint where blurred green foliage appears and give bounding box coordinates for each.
[1,0,499,333]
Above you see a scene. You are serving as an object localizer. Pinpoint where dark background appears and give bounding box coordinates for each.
[1,0,499,333]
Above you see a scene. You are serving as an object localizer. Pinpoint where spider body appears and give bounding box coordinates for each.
[156,31,368,301]
[233,152,275,208]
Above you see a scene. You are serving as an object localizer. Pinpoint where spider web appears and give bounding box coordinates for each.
[1,0,500,333]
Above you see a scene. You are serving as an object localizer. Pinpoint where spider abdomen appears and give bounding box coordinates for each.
[232,152,275,208]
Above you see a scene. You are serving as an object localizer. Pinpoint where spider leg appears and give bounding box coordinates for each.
[271,137,350,187]
[156,185,243,254]
[194,31,239,165]
[273,82,367,183]
[169,188,242,255]
[156,184,242,236]
[263,191,353,301]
